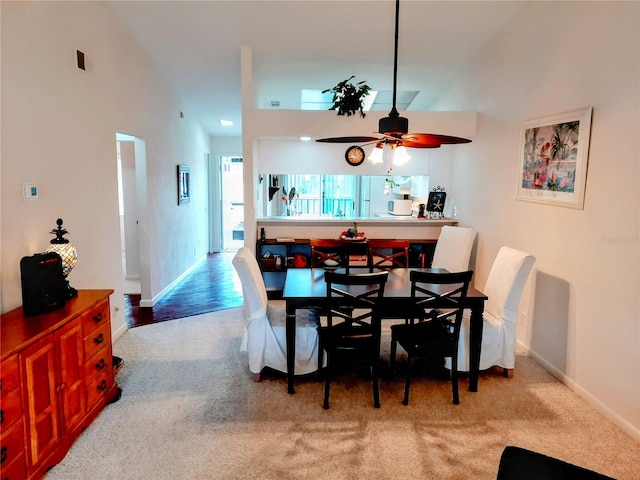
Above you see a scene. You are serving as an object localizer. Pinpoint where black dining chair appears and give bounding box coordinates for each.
[319,270,389,409]
[389,269,473,405]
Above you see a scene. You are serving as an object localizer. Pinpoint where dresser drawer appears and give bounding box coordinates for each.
[81,300,110,336]
[1,356,20,394]
[1,356,22,434]
[84,345,114,387]
[0,388,22,434]
[83,321,112,361]
[86,373,114,408]
[0,418,26,477]
[0,449,27,480]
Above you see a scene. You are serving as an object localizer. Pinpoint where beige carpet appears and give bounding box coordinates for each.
[44,307,638,480]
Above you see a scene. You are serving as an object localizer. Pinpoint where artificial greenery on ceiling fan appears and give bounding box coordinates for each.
[322,76,371,118]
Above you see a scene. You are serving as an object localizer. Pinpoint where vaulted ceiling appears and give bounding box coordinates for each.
[108,1,524,137]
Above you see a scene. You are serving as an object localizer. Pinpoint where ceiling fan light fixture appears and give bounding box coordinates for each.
[392,145,411,165]
[367,143,384,164]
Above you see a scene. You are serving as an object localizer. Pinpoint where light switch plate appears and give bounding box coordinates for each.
[23,183,38,200]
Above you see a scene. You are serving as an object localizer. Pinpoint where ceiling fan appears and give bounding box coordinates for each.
[316,0,471,159]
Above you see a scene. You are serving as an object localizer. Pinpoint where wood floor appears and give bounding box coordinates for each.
[125,252,243,328]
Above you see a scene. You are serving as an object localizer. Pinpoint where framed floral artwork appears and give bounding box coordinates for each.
[177,165,190,205]
[516,107,592,209]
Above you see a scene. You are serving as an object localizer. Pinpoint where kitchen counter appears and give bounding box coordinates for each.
[257,214,454,224]
[256,216,457,240]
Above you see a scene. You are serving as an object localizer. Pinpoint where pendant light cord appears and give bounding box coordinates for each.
[391,0,400,117]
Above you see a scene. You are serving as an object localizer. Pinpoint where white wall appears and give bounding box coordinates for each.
[1,2,210,335]
[211,137,242,156]
[433,2,639,439]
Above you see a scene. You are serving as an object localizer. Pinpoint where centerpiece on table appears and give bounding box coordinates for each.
[340,222,366,241]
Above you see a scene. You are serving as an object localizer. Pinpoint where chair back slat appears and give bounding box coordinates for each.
[324,271,388,328]
[310,239,349,270]
[410,270,472,332]
[367,239,410,269]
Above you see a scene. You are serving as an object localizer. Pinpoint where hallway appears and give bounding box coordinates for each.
[125,252,243,328]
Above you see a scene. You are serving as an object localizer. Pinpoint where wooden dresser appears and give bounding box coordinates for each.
[1,290,117,480]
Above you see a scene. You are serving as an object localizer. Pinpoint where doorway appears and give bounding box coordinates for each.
[116,133,150,300]
[221,155,244,251]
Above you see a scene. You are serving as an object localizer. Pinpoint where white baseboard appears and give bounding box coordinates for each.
[517,340,640,442]
[139,255,207,308]
[112,322,128,341]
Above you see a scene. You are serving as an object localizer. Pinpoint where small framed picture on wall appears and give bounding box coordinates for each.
[178,165,190,205]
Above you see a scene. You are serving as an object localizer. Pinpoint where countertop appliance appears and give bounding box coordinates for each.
[388,198,413,216]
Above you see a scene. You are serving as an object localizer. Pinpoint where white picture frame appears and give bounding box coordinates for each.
[516,107,592,209]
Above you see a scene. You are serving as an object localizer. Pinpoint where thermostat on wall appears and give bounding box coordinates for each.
[23,183,39,200]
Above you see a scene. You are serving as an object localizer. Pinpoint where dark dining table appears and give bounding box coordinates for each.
[282,267,488,394]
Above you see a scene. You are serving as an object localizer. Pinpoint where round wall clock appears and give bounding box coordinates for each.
[345,146,365,166]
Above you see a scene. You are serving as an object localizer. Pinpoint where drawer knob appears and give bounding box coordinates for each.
[1,446,7,464]
[97,379,108,392]
[93,333,105,344]
[93,312,103,322]
[95,358,106,370]
[0,409,3,425]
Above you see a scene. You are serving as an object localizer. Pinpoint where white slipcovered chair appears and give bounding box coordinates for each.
[431,225,476,272]
[447,246,536,377]
[232,247,320,380]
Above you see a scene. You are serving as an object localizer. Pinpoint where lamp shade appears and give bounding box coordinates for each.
[46,218,77,277]
[392,146,411,165]
[367,144,384,164]
[46,243,77,277]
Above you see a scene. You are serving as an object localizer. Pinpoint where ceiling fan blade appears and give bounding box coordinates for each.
[399,139,442,149]
[316,136,381,143]
[376,132,444,148]
[403,133,472,146]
